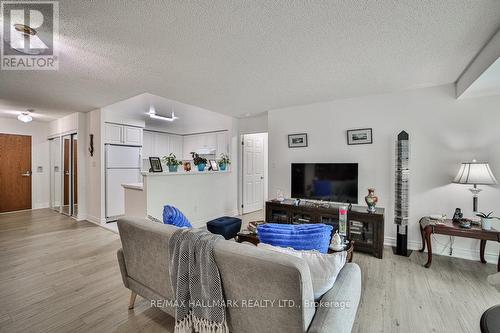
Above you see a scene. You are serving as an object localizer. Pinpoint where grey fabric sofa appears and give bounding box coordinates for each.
[117,217,362,333]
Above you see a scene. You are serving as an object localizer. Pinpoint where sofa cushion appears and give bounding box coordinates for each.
[257,223,333,253]
[258,243,347,300]
[162,205,192,228]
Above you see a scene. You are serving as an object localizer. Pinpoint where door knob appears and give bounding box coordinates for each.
[21,171,32,177]
[260,176,264,180]
[65,171,70,176]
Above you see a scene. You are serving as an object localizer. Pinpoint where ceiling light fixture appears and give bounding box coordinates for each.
[6,24,43,55]
[17,109,33,123]
[147,105,178,122]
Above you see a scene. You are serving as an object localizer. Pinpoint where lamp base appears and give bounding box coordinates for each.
[469,185,481,213]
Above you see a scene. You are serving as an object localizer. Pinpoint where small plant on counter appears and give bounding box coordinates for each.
[162,153,183,172]
[190,152,208,172]
[217,153,231,171]
[476,211,500,231]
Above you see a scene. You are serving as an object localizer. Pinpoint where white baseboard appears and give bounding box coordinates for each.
[384,236,499,264]
[86,214,106,225]
[33,202,50,209]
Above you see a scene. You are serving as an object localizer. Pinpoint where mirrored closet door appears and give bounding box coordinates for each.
[49,137,61,212]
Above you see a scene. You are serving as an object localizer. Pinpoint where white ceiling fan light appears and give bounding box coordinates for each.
[17,109,34,123]
[147,105,178,122]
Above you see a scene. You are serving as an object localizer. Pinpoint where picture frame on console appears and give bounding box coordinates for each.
[347,128,373,145]
[288,133,308,148]
[149,157,163,172]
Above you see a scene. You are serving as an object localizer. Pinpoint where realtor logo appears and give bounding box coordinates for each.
[1,1,59,70]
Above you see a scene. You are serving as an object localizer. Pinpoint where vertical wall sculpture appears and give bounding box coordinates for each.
[394,131,411,256]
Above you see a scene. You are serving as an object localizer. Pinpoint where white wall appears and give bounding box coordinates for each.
[268,84,500,263]
[85,109,104,223]
[0,117,50,209]
[238,113,268,135]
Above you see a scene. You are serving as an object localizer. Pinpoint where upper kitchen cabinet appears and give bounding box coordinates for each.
[169,135,183,159]
[182,131,228,159]
[104,123,143,146]
[143,130,183,159]
[216,132,229,156]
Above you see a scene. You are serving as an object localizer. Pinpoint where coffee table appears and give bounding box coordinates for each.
[419,217,500,271]
[236,231,354,262]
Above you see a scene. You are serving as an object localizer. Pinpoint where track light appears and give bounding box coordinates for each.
[147,105,178,122]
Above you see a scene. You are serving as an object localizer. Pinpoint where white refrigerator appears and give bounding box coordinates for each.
[105,144,142,221]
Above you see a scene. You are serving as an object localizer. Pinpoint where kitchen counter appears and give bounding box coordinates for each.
[122,182,144,190]
[142,170,230,176]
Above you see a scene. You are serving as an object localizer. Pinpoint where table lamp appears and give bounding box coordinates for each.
[453,160,498,213]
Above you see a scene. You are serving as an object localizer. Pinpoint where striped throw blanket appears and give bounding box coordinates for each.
[169,228,228,333]
[257,223,333,253]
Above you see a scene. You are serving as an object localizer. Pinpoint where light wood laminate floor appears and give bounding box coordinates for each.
[0,209,498,332]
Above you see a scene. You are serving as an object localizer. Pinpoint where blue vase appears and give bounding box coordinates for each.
[219,163,227,171]
[197,163,206,172]
[168,165,178,172]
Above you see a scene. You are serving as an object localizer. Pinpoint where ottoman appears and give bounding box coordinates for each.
[207,216,242,240]
[481,304,500,333]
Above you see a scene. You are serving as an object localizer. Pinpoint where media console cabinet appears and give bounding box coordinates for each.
[265,199,385,259]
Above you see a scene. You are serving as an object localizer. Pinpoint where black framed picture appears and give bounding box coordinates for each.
[288,133,308,148]
[209,160,219,171]
[347,128,373,145]
[149,157,163,172]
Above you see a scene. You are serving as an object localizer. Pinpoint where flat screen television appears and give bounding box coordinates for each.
[291,163,358,204]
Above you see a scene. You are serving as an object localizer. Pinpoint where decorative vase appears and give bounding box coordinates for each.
[197,163,206,172]
[168,165,178,172]
[219,163,227,171]
[482,218,492,231]
[365,188,378,213]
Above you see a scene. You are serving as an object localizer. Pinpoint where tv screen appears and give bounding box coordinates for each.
[291,163,358,204]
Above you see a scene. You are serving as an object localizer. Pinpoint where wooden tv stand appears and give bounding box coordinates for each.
[265,199,385,259]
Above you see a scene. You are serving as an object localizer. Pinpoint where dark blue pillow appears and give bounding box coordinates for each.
[257,223,333,253]
[162,205,192,228]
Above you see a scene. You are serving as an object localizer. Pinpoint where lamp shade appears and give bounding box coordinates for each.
[453,162,498,185]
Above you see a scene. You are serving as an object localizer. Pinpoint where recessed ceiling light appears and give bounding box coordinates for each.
[17,109,33,123]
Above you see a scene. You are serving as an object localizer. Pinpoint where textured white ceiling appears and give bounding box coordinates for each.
[1,0,500,120]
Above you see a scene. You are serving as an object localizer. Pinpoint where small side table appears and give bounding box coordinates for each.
[419,217,500,271]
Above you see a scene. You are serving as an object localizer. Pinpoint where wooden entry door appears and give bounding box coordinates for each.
[0,134,32,213]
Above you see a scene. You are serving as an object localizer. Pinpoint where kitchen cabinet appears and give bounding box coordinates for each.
[216,132,228,157]
[154,133,170,158]
[104,123,143,146]
[104,123,123,144]
[142,131,154,157]
[169,135,183,159]
[124,126,143,146]
[143,131,184,160]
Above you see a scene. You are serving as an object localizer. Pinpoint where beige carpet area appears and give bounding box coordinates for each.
[0,209,498,332]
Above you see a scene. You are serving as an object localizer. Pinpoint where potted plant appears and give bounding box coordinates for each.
[190,152,207,172]
[217,153,231,171]
[476,212,500,230]
[162,153,182,172]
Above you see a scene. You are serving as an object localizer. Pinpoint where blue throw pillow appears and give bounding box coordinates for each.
[257,223,333,253]
[162,205,192,228]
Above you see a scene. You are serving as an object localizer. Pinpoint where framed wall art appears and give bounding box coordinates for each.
[347,128,373,145]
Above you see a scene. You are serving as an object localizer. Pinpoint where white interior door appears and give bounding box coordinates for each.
[243,133,265,214]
